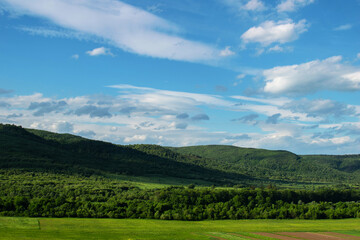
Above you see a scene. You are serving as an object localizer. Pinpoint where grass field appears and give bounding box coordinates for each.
[1,217,360,240]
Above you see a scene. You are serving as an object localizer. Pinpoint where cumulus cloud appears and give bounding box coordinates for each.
[175,122,188,129]
[2,0,220,62]
[262,56,360,95]
[191,114,210,121]
[74,105,112,118]
[86,47,113,56]
[277,0,314,12]
[232,113,259,124]
[176,113,189,119]
[266,113,281,124]
[28,101,67,116]
[124,135,147,143]
[268,45,284,52]
[241,19,308,46]
[334,24,352,31]
[50,121,73,133]
[219,46,235,57]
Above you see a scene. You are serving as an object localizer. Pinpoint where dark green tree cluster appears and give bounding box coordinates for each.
[1,171,360,220]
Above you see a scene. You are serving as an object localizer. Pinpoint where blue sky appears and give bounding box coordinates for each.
[0,0,359,154]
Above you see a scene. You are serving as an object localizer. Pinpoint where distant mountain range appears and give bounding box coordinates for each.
[1,123,360,187]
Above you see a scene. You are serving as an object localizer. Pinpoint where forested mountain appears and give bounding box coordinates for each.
[1,123,360,187]
[171,145,360,184]
[2,123,360,220]
[0,124,248,186]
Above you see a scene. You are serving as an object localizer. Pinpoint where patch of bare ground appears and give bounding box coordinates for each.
[319,232,360,240]
[228,233,260,239]
[277,232,344,240]
[254,232,301,239]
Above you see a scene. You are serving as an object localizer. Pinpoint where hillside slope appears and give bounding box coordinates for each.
[1,123,360,186]
[170,145,360,183]
[0,124,248,185]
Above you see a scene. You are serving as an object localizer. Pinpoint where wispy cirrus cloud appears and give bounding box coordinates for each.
[2,0,221,62]
[282,99,356,118]
[334,24,352,31]
[277,0,315,12]
[18,26,91,40]
[242,0,266,11]
[222,0,266,12]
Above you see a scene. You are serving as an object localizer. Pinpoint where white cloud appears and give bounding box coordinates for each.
[277,0,314,12]
[71,54,79,59]
[2,0,220,62]
[109,84,234,111]
[268,45,293,53]
[268,45,284,52]
[282,99,356,118]
[18,26,91,40]
[232,95,290,106]
[124,135,147,143]
[219,46,235,57]
[242,0,266,11]
[236,74,246,79]
[146,4,163,14]
[263,56,360,95]
[1,85,360,154]
[86,47,113,56]
[50,121,74,133]
[357,53,360,60]
[334,24,352,31]
[241,19,308,46]
[222,0,266,13]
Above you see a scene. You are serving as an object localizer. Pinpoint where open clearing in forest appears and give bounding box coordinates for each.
[1,217,360,240]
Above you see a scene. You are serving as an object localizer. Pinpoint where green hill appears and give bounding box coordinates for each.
[0,124,249,186]
[1,123,360,187]
[170,145,360,184]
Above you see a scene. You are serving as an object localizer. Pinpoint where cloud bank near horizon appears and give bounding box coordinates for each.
[1,84,359,154]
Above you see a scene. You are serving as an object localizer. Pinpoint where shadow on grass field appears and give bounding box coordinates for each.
[1,217,360,240]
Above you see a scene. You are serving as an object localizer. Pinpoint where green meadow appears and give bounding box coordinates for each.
[1,217,360,240]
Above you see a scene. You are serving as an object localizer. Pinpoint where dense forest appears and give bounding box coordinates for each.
[1,170,360,220]
[1,123,360,220]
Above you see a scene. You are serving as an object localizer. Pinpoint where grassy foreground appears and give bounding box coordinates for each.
[1,217,360,240]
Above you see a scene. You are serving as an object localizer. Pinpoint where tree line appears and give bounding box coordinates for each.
[1,171,360,220]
